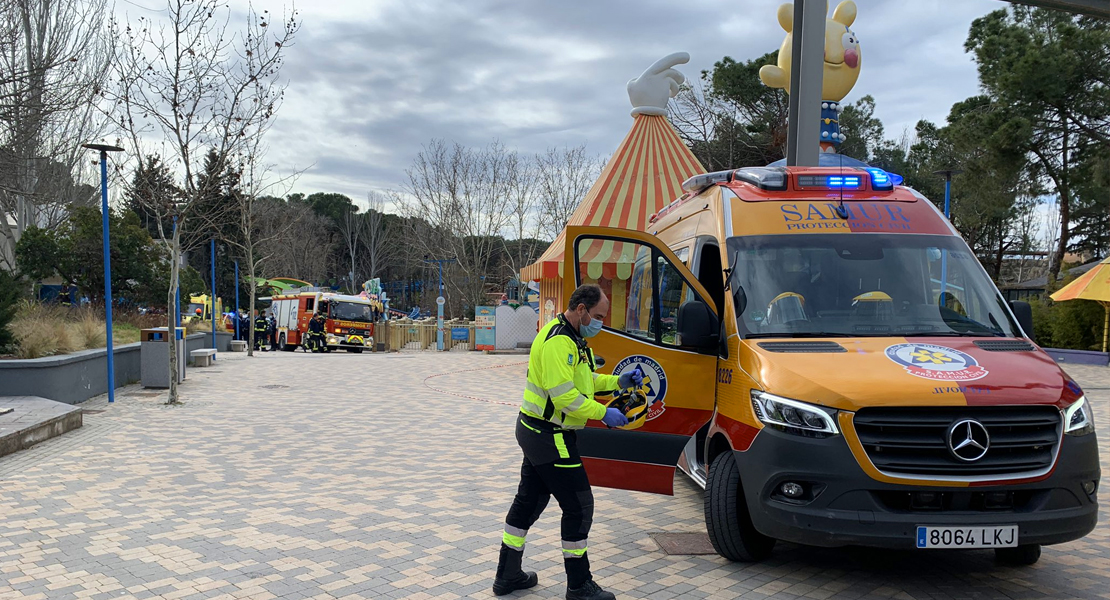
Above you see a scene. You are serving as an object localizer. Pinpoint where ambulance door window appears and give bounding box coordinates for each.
[658,257,685,345]
[623,243,656,342]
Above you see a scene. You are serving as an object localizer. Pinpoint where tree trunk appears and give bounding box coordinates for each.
[1048,113,1071,288]
[246,246,255,357]
[993,225,1005,282]
[167,228,181,404]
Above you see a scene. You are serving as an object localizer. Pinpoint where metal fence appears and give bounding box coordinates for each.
[377,320,475,352]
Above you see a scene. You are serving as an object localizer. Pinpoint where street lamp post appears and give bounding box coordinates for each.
[81,143,125,403]
[210,238,217,360]
[932,169,962,309]
[933,169,963,219]
[235,261,240,341]
[423,257,456,351]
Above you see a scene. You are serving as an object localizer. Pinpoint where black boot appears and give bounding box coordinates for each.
[492,543,538,596]
[566,580,616,600]
[565,554,615,600]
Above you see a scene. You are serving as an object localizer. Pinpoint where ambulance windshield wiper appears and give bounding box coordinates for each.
[745,332,857,339]
[901,331,1001,337]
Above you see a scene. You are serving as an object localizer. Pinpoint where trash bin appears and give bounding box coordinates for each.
[141,327,186,388]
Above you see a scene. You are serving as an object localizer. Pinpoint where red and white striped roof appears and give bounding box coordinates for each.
[522,114,704,281]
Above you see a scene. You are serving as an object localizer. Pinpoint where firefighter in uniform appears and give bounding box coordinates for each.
[59,283,74,307]
[492,284,643,600]
[307,312,326,352]
[254,310,269,351]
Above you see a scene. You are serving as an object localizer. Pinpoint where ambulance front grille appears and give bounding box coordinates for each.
[853,406,1061,478]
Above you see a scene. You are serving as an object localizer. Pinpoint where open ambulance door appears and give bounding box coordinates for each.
[563,226,719,495]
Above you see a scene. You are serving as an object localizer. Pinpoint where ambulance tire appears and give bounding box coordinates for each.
[705,451,775,562]
[346,347,363,353]
[279,334,293,352]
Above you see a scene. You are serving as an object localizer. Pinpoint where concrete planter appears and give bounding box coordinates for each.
[0,344,142,405]
[1043,348,1110,366]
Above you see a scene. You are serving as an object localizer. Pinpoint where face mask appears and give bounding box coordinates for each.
[579,314,603,338]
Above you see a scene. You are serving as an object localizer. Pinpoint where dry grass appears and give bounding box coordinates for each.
[75,310,107,348]
[8,302,158,359]
[188,320,212,333]
[11,302,79,359]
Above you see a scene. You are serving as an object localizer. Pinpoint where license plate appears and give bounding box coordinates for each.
[916,525,1018,549]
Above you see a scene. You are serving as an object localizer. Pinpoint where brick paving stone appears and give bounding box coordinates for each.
[0,351,1106,599]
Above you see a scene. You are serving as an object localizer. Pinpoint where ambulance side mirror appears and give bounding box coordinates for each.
[676,300,719,354]
[1010,300,1034,341]
[733,286,747,316]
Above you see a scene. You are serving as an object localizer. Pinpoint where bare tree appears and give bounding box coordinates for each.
[534,144,602,241]
[223,134,304,356]
[255,199,331,283]
[502,152,541,287]
[110,0,298,403]
[0,0,113,269]
[396,140,520,313]
[337,199,368,292]
[361,190,389,282]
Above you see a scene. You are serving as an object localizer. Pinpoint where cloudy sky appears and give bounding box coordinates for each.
[120,0,1006,205]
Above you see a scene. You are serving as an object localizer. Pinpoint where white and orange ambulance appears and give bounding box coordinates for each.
[565,165,1099,565]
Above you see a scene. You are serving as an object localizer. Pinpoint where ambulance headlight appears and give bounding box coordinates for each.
[751,391,839,438]
[1064,396,1094,436]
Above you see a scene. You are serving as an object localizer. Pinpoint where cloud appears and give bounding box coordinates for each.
[184,0,1005,199]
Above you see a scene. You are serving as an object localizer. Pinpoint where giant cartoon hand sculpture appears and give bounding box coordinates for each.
[627,52,690,117]
[758,0,860,103]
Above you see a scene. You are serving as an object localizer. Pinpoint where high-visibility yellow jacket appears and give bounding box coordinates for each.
[520,315,619,430]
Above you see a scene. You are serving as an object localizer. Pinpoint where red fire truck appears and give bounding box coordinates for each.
[270,291,376,353]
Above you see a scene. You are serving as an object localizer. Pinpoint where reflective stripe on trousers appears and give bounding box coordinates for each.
[502,524,528,551]
[561,539,588,558]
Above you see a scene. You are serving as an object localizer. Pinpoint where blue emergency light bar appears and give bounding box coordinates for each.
[865,167,895,190]
[796,174,861,189]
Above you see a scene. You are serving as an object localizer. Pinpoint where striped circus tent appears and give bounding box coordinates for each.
[522,114,704,325]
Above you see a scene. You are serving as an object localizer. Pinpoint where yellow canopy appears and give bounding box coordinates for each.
[1050,257,1110,302]
[1050,257,1110,353]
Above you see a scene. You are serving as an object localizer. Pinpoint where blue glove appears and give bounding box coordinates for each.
[602,407,629,428]
[618,368,643,390]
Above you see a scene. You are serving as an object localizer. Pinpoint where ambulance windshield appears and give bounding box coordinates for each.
[726,233,1020,338]
[330,301,373,323]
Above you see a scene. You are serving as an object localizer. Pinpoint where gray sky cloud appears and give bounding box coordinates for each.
[120,0,1004,203]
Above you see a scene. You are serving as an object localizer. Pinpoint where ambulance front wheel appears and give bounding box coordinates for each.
[704,451,775,562]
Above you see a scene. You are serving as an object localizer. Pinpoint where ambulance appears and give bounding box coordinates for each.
[566,165,1099,565]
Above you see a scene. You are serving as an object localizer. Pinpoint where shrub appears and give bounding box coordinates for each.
[0,271,19,351]
[1030,298,1105,351]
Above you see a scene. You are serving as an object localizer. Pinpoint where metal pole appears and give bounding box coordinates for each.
[943,175,952,219]
[210,238,217,357]
[437,262,444,351]
[173,217,181,331]
[786,0,825,167]
[235,261,240,341]
[785,0,804,166]
[1103,304,1108,354]
[98,150,115,403]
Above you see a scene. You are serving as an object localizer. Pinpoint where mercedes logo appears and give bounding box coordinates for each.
[947,419,990,462]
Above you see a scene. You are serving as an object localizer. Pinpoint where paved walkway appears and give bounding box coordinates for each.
[0,351,1106,600]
